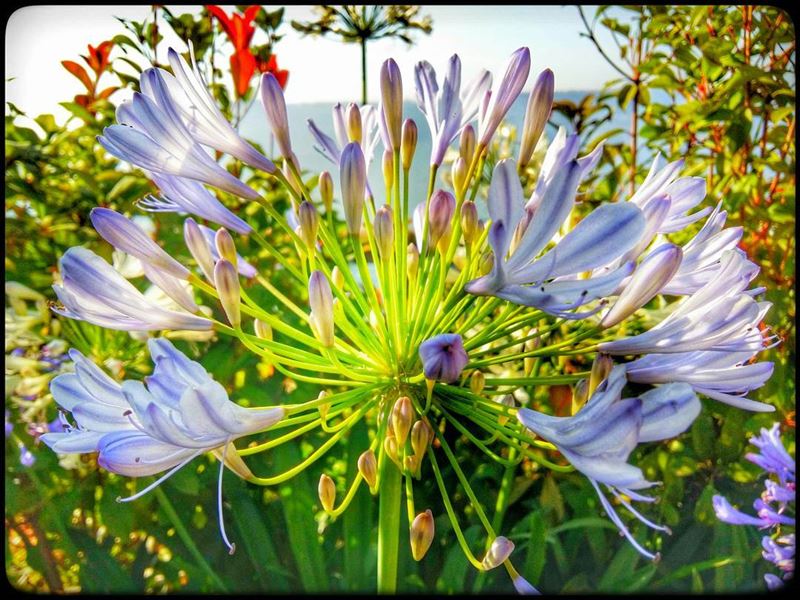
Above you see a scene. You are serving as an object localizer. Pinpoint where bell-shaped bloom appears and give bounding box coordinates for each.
[161,48,275,174]
[340,142,367,235]
[419,333,469,383]
[746,423,796,485]
[139,173,252,235]
[414,54,492,166]
[41,338,283,553]
[627,153,711,233]
[660,203,747,296]
[53,247,212,331]
[518,68,554,168]
[600,250,772,355]
[466,159,644,319]
[626,349,775,412]
[380,58,403,150]
[600,243,683,328]
[100,71,259,200]
[478,47,531,147]
[518,365,700,559]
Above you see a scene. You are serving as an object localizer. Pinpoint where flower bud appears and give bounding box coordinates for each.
[404,454,419,475]
[452,157,468,196]
[346,102,362,143]
[479,47,531,147]
[254,319,273,340]
[331,266,345,289]
[518,68,554,169]
[261,73,293,158]
[308,271,334,347]
[318,473,335,513]
[419,333,469,384]
[496,394,515,426]
[459,124,476,163]
[384,434,400,467]
[589,353,614,397]
[428,190,456,249]
[461,200,479,247]
[380,58,403,150]
[410,509,435,561]
[317,390,331,419]
[214,259,241,328]
[391,396,414,447]
[215,228,237,268]
[382,149,394,190]
[572,379,589,414]
[478,251,493,276]
[407,243,419,280]
[374,205,394,259]
[411,420,432,458]
[401,118,418,171]
[184,218,215,281]
[600,243,683,329]
[358,449,377,489]
[340,142,367,235]
[470,370,485,394]
[319,171,334,213]
[298,201,319,251]
[481,536,515,570]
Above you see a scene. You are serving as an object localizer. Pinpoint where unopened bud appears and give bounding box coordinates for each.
[411,420,432,458]
[519,68,554,169]
[589,354,614,396]
[308,271,334,347]
[382,149,394,190]
[452,157,468,196]
[496,394,515,426]
[184,218,215,281]
[254,319,273,340]
[407,243,419,280]
[358,449,377,488]
[479,251,493,276]
[461,200,479,246]
[470,370,485,394]
[340,143,366,235]
[319,171,334,213]
[428,190,456,249]
[261,73,293,158]
[401,118,417,171]
[600,243,683,329]
[214,259,241,328]
[404,454,419,475]
[215,228,237,268]
[298,201,319,251]
[380,58,403,150]
[346,103,362,143]
[392,396,414,447]
[572,379,589,414]
[384,434,400,467]
[318,474,335,512]
[410,509,435,561]
[317,390,330,419]
[374,205,394,259]
[482,536,514,570]
[460,124,476,163]
[331,266,345,289]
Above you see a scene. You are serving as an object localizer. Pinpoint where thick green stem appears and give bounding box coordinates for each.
[377,460,402,593]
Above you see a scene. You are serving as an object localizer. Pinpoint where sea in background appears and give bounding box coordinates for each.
[240,91,632,209]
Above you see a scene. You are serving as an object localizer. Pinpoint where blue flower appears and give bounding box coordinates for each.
[419,334,469,384]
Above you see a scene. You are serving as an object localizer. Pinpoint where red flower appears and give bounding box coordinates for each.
[230,49,257,98]
[206,5,261,51]
[256,53,289,89]
[83,41,114,75]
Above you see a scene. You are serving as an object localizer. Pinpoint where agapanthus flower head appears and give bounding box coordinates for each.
[47,43,779,592]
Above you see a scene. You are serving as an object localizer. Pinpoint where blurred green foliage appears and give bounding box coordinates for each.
[4,4,795,594]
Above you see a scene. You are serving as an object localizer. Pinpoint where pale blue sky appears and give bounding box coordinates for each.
[5,5,621,118]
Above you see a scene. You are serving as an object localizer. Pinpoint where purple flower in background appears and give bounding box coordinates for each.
[19,444,35,467]
[713,422,795,590]
[419,334,469,383]
[5,411,13,438]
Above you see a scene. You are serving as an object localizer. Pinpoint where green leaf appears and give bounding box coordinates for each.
[58,101,95,123]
